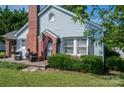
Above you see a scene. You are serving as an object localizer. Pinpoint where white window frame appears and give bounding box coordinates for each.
[21,39,26,47]
[64,38,89,56]
[64,39,73,54]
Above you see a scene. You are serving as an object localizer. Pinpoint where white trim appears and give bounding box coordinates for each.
[43,30,58,38]
[73,39,77,55]
[38,5,76,17]
[15,23,28,36]
[86,37,89,55]
[64,38,89,56]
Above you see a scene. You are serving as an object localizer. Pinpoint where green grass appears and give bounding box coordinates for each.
[0,68,123,87]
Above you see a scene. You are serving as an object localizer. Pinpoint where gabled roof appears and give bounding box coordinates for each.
[16,5,104,37]
[2,30,17,39]
[39,6,104,30]
[38,29,59,39]
[38,5,76,17]
[15,23,28,36]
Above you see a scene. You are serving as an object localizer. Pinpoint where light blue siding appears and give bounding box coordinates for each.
[16,5,104,57]
[16,27,28,59]
[39,7,85,37]
[94,41,104,57]
[39,6,103,56]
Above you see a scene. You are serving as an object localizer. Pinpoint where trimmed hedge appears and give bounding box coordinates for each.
[106,56,124,72]
[0,62,27,70]
[48,54,82,71]
[48,54,104,74]
[81,55,104,74]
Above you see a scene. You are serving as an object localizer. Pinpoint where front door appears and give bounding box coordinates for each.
[46,41,52,59]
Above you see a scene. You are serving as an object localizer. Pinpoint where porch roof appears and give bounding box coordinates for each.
[2,30,17,40]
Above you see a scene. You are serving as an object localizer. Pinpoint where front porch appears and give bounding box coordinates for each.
[2,30,17,57]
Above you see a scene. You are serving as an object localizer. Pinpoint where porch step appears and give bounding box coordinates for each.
[21,60,48,72]
[22,66,46,72]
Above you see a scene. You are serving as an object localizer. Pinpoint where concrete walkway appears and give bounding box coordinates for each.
[0,56,48,68]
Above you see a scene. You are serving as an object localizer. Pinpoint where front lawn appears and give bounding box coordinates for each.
[0,68,123,87]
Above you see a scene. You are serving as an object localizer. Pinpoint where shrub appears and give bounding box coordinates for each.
[106,56,124,71]
[48,54,70,69]
[48,54,82,71]
[0,52,5,59]
[69,58,83,71]
[121,59,124,71]
[81,55,104,74]
[48,54,104,74]
[0,62,27,70]
[105,47,120,58]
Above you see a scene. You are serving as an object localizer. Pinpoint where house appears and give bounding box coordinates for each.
[3,5,104,61]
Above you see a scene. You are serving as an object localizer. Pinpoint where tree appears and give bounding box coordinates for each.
[0,6,28,42]
[63,5,89,24]
[90,6,124,51]
[63,5,124,51]
[105,6,124,50]
[12,8,28,30]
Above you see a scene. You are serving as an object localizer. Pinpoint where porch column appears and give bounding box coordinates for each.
[5,39,12,57]
[52,41,57,55]
[38,37,45,61]
[73,39,77,55]
[86,37,89,55]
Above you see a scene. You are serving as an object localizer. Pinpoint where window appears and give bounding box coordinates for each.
[77,39,87,55]
[77,47,87,55]
[64,39,73,54]
[49,13,55,22]
[21,39,26,47]
[64,38,88,55]
[77,39,87,47]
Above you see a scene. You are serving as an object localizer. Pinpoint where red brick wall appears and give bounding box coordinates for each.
[26,5,57,61]
[27,5,40,54]
[44,32,57,55]
[5,39,12,57]
[38,32,57,61]
[38,38,45,61]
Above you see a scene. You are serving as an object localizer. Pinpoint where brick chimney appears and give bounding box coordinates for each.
[27,5,40,54]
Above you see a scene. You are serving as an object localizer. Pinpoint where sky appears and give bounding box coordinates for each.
[0,5,28,11]
[0,5,112,23]
[0,5,91,12]
[0,5,47,12]
[0,5,109,14]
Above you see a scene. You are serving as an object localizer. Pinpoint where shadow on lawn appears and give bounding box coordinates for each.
[93,70,124,87]
[118,73,124,86]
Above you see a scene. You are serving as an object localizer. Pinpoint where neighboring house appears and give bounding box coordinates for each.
[0,41,5,51]
[3,5,104,60]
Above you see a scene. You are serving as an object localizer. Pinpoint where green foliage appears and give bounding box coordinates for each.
[48,54,81,71]
[105,47,120,58]
[63,5,89,24]
[0,6,28,42]
[86,6,124,50]
[81,55,104,74]
[106,56,124,71]
[48,54,104,74]
[0,52,5,58]
[64,5,124,50]
[0,62,27,70]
